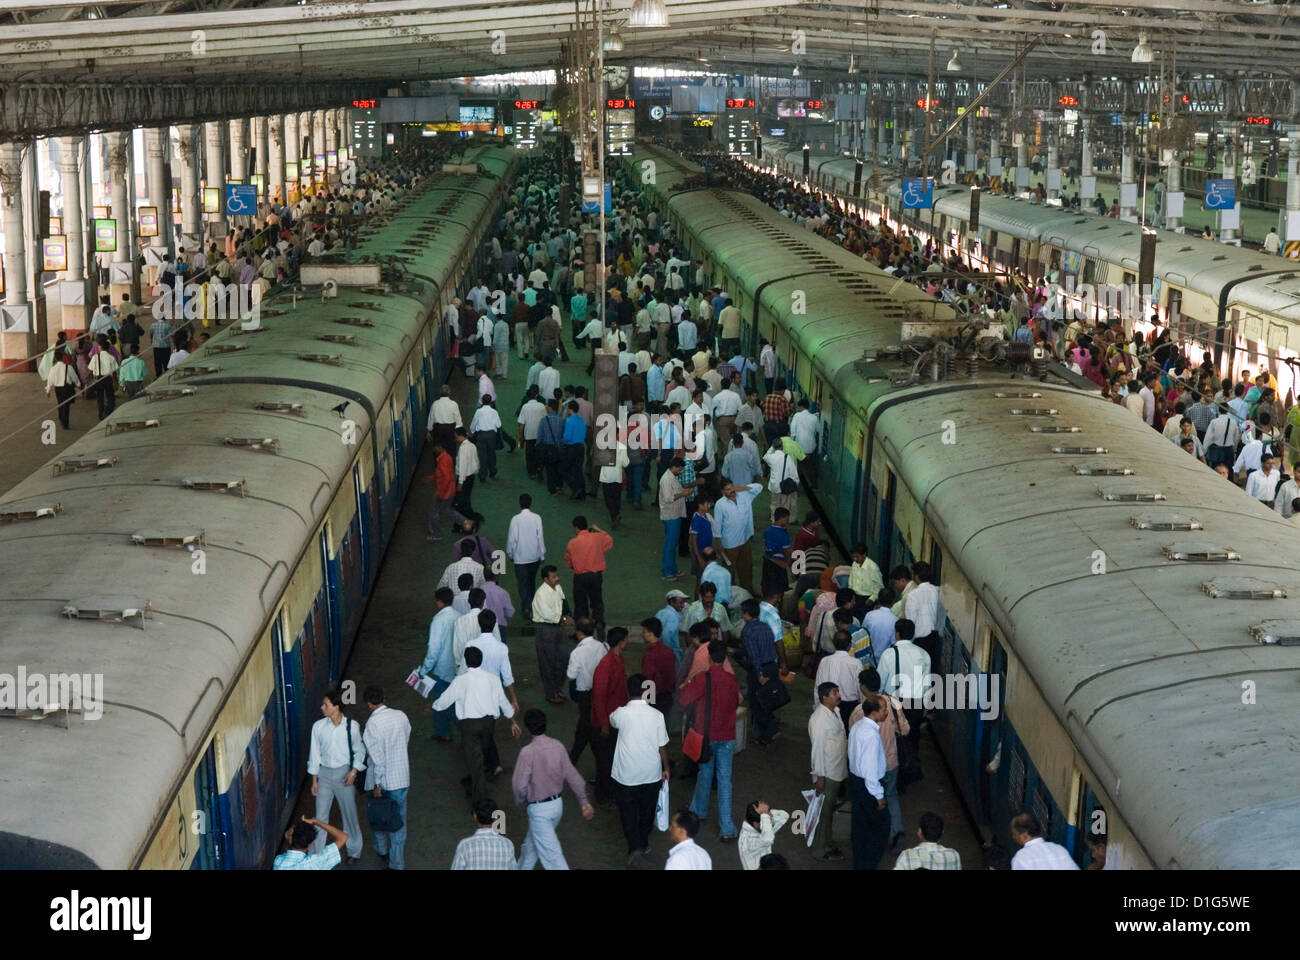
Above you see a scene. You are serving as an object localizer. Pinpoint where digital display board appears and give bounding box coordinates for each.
[351,104,381,159]
[605,108,635,156]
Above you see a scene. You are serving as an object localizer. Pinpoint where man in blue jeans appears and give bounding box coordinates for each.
[658,457,694,580]
[680,640,744,841]
[738,598,788,745]
[362,685,412,869]
[419,588,461,740]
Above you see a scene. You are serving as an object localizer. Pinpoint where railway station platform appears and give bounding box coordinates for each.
[295,341,985,870]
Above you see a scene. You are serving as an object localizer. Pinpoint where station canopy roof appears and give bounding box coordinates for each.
[0,0,1297,86]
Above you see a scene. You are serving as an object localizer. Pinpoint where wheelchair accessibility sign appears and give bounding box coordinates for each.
[225,183,257,216]
[901,177,934,209]
[1204,178,1235,211]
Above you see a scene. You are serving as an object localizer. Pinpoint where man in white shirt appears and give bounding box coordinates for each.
[307,688,367,862]
[700,551,732,605]
[904,561,942,658]
[808,681,848,861]
[361,686,412,869]
[1245,454,1282,503]
[433,642,520,806]
[847,695,891,870]
[537,357,561,403]
[506,493,546,613]
[664,810,713,870]
[877,619,932,704]
[1233,436,1265,481]
[426,385,463,452]
[565,619,606,766]
[710,385,742,452]
[453,589,504,671]
[610,673,671,863]
[516,389,548,479]
[1011,812,1080,870]
[789,398,820,457]
[454,428,480,520]
[438,540,485,592]
[763,441,801,523]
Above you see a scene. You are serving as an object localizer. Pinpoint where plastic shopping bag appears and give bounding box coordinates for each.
[654,779,671,832]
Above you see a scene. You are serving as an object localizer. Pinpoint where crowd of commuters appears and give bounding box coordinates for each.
[270,144,1111,872]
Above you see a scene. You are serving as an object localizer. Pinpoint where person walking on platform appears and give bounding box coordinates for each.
[565,516,613,623]
[425,441,467,542]
[562,400,588,499]
[454,427,481,522]
[307,688,366,864]
[591,627,631,806]
[512,708,595,870]
[426,385,463,455]
[715,478,763,595]
[658,457,693,581]
[532,565,573,704]
[45,354,80,430]
[611,672,671,864]
[847,695,890,871]
[537,399,566,495]
[433,644,520,807]
[361,686,412,870]
[507,494,546,618]
[470,395,504,482]
[566,618,606,767]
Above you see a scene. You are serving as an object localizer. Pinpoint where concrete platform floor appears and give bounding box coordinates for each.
[300,340,986,870]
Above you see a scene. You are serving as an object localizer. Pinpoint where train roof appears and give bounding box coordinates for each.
[0,162,495,867]
[879,380,1300,869]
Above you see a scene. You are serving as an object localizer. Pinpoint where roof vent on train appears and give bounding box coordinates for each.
[205,343,249,354]
[1074,464,1134,476]
[171,366,220,379]
[0,502,62,523]
[1130,512,1202,530]
[258,307,288,317]
[52,456,118,477]
[1162,543,1240,562]
[106,418,160,435]
[61,598,153,629]
[298,354,345,366]
[182,478,247,496]
[1030,425,1081,433]
[360,285,393,295]
[1010,407,1058,416]
[1179,246,1194,252]
[1248,620,1300,645]
[235,325,271,335]
[254,401,305,414]
[1098,487,1165,502]
[995,391,1042,399]
[1202,578,1286,600]
[336,317,376,328]
[353,301,385,311]
[146,387,197,402]
[224,437,280,453]
[1212,255,1228,262]
[319,334,359,346]
[1051,444,1108,454]
[131,531,205,548]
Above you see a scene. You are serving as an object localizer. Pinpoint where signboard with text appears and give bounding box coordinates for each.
[138,206,159,238]
[93,218,117,253]
[43,236,68,271]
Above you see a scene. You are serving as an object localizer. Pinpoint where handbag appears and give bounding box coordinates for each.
[753,667,791,712]
[345,717,365,793]
[366,792,404,833]
[779,454,798,495]
[682,672,713,764]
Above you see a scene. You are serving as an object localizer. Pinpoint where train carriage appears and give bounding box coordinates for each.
[0,145,518,868]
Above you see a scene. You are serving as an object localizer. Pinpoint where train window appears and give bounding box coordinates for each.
[1122,272,1136,292]
[929,541,943,584]
[1031,781,1054,837]
[1009,741,1028,815]
[1167,287,1183,321]
[1081,258,1098,285]
[988,230,998,250]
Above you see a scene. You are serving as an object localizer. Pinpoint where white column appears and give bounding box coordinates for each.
[1046,136,1060,200]
[1081,116,1093,177]
[965,117,976,172]
[325,109,338,155]
[1218,124,1237,242]
[229,118,247,181]
[989,133,1000,175]
[1166,152,1182,233]
[253,116,268,193]
[0,142,28,306]
[57,136,85,283]
[1120,134,1136,220]
[144,127,170,254]
[1283,131,1300,248]
[299,111,313,183]
[284,112,300,200]
[109,132,130,275]
[876,115,887,163]
[204,120,223,190]
[267,115,284,205]
[176,124,202,250]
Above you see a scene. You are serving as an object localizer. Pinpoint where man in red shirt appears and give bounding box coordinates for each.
[679,640,744,841]
[640,617,677,723]
[425,441,466,541]
[564,515,614,623]
[590,626,630,806]
[761,378,792,448]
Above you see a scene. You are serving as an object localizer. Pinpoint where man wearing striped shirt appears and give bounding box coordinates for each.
[148,316,173,376]
[894,811,962,870]
[362,686,412,870]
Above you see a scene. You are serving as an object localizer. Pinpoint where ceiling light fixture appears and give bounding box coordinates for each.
[793,65,800,76]
[603,28,625,52]
[1131,31,1154,64]
[946,50,964,72]
[626,0,669,29]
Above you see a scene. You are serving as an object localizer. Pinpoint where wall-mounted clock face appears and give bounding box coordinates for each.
[604,65,630,90]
